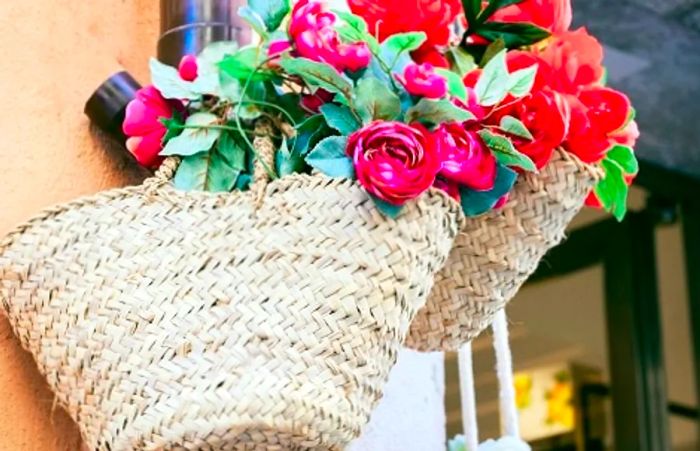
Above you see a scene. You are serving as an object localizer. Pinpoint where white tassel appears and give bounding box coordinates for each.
[458,342,479,451]
[492,308,520,439]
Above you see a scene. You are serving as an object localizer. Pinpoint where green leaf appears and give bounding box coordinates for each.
[460,164,518,216]
[447,47,478,77]
[217,132,247,171]
[354,77,402,123]
[480,38,506,67]
[149,58,200,100]
[474,49,509,106]
[477,22,551,48]
[248,0,290,32]
[279,57,353,100]
[160,113,221,156]
[595,159,629,221]
[238,6,269,38]
[507,65,537,97]
[292,114,328,156]
[320,103,361,135]
[198,41,239,66]
[235,173,252,191]
[275,138,307,176]
[479,0,527,22]
[462,0,482,25]
[607,145,639,174]
[371,195,404,219]
[405,98,475,125]
[305,136,354,178]
[161,112,185,143]
[173,147,238,192]
[435,68,468,101]
[478,129,536,171]
[333,10,380,52]
[219,46,276,81]
[499,115,533,140]
[380,32,427,70]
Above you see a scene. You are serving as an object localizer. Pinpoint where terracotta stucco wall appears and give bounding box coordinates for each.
[0,1,158,449]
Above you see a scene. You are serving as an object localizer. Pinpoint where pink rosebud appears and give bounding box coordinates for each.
[434,178,461,202]
[436,123,497,191]
[347,121,441,206]
[268,39,292,58]
[609,120,639,148]
[396,63,448,99]
[178,55,198,82]
[338,42,371,72]
[122,85,178,169]
[300,88,334,113]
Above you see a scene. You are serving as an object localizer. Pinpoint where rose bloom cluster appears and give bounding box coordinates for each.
[348,0,639,207]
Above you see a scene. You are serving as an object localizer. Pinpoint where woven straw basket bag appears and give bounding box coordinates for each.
[0,132,463,450]
[406,149,602,351]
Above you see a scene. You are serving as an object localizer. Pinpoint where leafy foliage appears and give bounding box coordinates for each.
[305,136,354,178]
[406,99,475,125]
[460,164,518,216]
[478,129,536,172]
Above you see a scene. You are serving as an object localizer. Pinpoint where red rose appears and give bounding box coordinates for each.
[579,87,632,134]
[300,88,334,113]
[562,95,611,163]
[610,120,640,148]
[348,0,461,69]
[492,90,570,169]
[411,46,451,68]
[435,123,497,191]
[347,121,441,205]
[122,86,179,169]
[434,178,461,202]
[491,0,572,33]
[538,28,604,94]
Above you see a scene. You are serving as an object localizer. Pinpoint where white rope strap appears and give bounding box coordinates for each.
[458,342,479,451]
[492,308,520,439]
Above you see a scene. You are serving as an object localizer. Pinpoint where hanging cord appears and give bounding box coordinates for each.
[458,342,480,451]
[492,308,521,439]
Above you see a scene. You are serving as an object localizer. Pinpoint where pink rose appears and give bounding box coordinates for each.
[347,121,441,205]
[289,0,370,73]
[178,55,198,82]
[434,178,461,202]
[537,28,604,94]
[435,123,497,191]
[300,88,334,113]
[268,39,292,58]
[610,120,639,148]
[396,63,448,99]
[122,85,178,169]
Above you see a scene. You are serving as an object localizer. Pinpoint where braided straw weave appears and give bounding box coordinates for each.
[0,131,463,450]
[406,150,602,351]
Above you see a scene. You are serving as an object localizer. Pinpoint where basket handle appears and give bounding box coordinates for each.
[143,119,276,201]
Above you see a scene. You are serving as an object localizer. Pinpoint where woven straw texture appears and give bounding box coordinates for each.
[0,135,463,450]
[406,150,602,351]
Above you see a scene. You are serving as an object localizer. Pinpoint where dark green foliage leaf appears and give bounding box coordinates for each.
[160,113,221,156]
[435,68,468,101]
[279,57,353,99]
[354,78,402,123]
[235,173,252,191]
[447,47,478,76]
[275,138,307,176]
[371,195,404,219]
[507,65,537,97]
[173,146,238,192]
[479,0,526,22]
[219,47,276,81]
[161,112,185,143]
[474,49,509,106]
[478,129,536,171]
[238,6,269,38]
[595,159,629,221]
[320,104,361,135]
[462,0,483,25]
[607,145,639,174]
[477,22,551,48]
[276,92,308,124]
[480,38,506,67]
[217,132,247,172]
[305,136,354,178]
[459,164,518,216]
[405,98,475,125]
[149,58,200,100]
[499,115,533,140]
[292,114,328,156]
[248,0,290,32]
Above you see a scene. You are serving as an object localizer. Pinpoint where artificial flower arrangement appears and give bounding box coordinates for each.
[123,0,639,221]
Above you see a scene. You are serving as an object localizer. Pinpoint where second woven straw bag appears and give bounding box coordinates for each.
[406,149,602,351]
[0,132,463,450]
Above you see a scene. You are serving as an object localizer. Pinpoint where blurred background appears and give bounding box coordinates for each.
[0,0,698,450]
